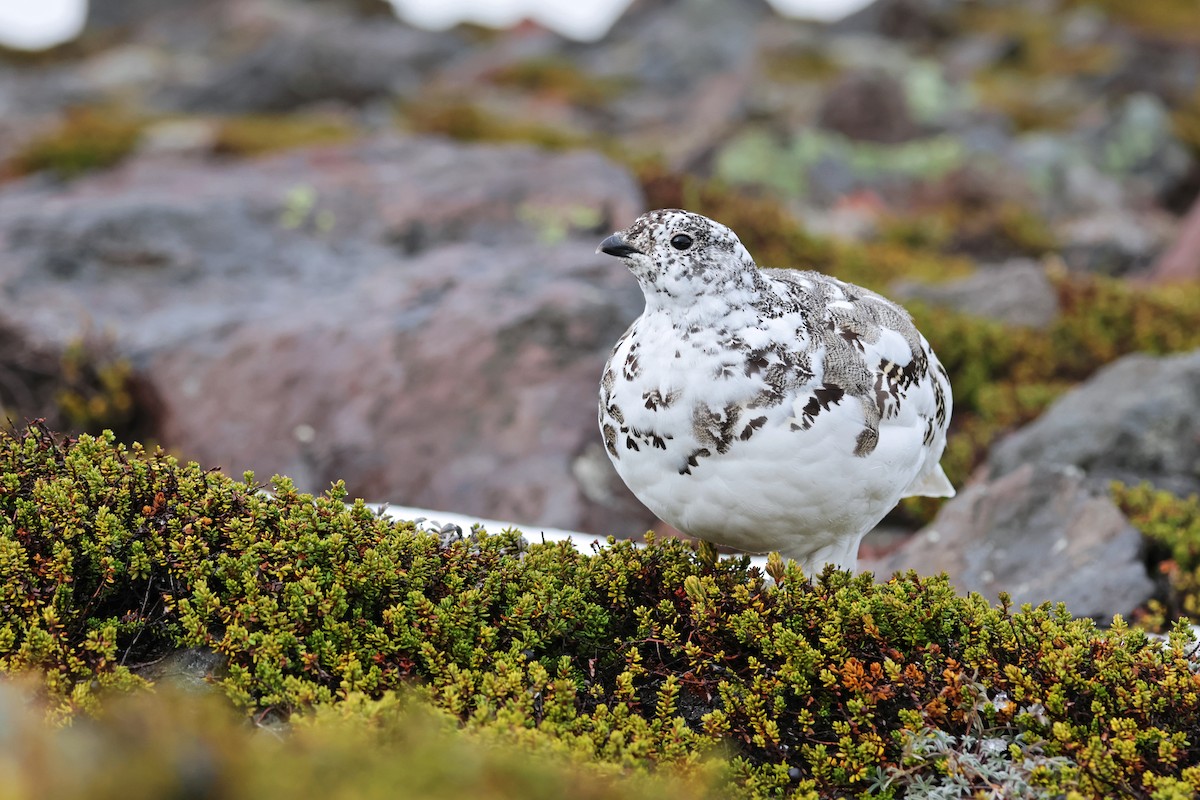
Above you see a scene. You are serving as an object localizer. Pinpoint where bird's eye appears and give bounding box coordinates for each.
[670,234,693,251]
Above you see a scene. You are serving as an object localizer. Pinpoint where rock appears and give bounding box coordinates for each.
[1107,35,1200,112]
[1058,209,1178,276]
[569,0,771,168]
[1085,93,1194,202]
[988,350,1200,499]
[164,15,462,113]
[866,463,1156,620]
[579,0,772,93]
[1148,193,1200,283]
[832,0,958,45]
[86,0,190,32]
[817,69,918,143]
[892,259,1059,329]
[0,135,653,537]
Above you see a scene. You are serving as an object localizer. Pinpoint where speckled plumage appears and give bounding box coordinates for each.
[598,209,954,574]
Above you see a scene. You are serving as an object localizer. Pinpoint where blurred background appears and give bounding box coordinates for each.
[0,0,1198,611]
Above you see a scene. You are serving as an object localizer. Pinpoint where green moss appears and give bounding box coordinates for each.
[9,107,144,179]
[971,74,1081,133]
[212,114,356,157]
[7,424,1200,796]
[958,8,1118,132]
[487,57,628,110]
[881,201,1058,259]
[1112,483,1200,630]
[1173,90,1200,154]
[760,48,841,83]
[400,99,587,151]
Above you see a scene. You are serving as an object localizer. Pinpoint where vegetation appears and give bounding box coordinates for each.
[486,57,628,110]
[0,683,715,800]
[5,424,1200,797]
[400,98,589,151]
[212,114,356,157]
[0,322,142,441]
[1114,483,1200,631]
[8,107,145,180]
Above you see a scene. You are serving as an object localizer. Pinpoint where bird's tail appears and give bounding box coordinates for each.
[903,462,955,498]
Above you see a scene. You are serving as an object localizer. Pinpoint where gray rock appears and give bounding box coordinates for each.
[579,0,772,93]
[866,463,1156,620]
[0,135,653,538]
[1058,209,1178,276]
[817,69,918,143]
[892,259,1059,329]
[86,0,197,31]
[832,0,957,44]
[988,350,1200,498]
[164,16,461,112]
[1086,93,1194,200]
[569,0,770,167]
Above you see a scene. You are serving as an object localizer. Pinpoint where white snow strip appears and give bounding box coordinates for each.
[372,503,604,551]
[369,502,771,570]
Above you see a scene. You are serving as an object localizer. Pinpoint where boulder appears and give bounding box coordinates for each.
[1058,209,1178,276]
[988,350,1200,498]
[816,69,918,144]
[569,0,772,168]
[0,135,653,537]
[866,462,1156,620]
[892,259,1059,329]
[163,15,462,113]
[832,0,958,45]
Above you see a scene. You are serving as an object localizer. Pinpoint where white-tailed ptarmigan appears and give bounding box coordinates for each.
[597,209,954,575]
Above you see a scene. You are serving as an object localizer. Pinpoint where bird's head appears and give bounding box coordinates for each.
[597,209,757,303]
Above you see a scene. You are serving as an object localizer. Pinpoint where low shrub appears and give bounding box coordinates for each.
[5,424,1200,797]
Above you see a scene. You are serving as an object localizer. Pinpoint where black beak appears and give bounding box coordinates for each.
[598,233,641,258]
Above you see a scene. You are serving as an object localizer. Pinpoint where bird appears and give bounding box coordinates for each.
[596,209,954,575]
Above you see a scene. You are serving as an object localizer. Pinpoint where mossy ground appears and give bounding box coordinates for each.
[5,424,1200,798]
[6,107,146,180]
